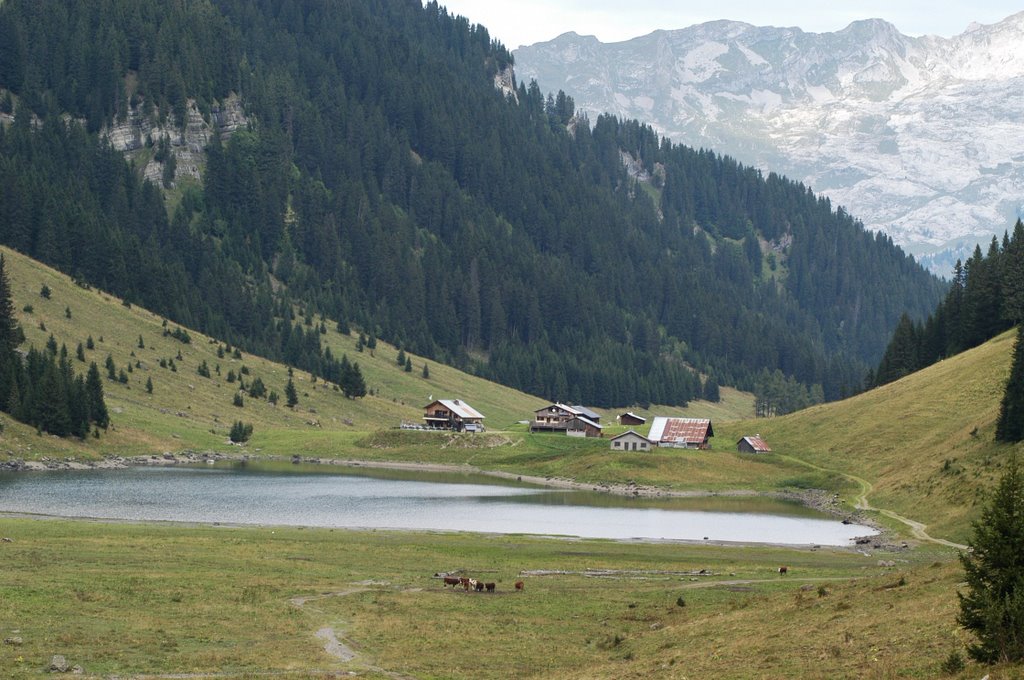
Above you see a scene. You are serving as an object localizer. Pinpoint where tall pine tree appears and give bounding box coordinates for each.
[958,456,1024,662]
[996,326,1024,443]
[0,254,20,411]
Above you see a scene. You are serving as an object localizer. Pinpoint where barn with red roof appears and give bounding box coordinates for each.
[737,435,772,454]
[648,417,714,449]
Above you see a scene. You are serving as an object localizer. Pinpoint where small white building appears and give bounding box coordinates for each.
[609,430,653,452]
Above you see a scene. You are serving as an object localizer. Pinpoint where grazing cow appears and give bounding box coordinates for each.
[468,578,478,591]
[475,581,485,592]
[778,566,789,575]
[460,577,471,590]
[443,576,461,588]
[485,582,495,593]
[514,581,524,591]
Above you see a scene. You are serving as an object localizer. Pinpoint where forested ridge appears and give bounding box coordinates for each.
[0,0,944,408]
[873,221,1024,389]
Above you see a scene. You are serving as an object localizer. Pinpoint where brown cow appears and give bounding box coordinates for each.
[475,581,485,592]
[460,577,471,590]
[443,576,461,587]
[514,580,524,591]
[485,582,495,593]
[778,566,789,575]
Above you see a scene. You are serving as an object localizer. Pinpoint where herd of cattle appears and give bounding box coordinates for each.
[437,574,524,593]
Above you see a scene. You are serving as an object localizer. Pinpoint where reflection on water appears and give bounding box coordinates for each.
[0,466,875,545]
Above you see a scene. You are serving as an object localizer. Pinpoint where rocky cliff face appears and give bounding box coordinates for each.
[102,94,248,187]
[493,64,518,102]
[514,12,1024,273]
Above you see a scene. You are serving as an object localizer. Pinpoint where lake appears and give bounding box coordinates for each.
[0,464,876,545]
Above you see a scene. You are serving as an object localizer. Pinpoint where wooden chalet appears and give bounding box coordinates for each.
[618,412,646,426]
[531,403,602,436]
[565,416,603,438]
[737,435,772,454]
[610,430,653,452]
[648,417,714,449]
[422,399,485,432]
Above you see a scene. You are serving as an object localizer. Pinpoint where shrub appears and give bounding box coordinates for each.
[229,421,253,443]
[248,377,266,399]
[940,650,965,675]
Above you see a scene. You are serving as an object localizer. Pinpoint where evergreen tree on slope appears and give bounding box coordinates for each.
[996,326,1024,443]
[958,456,1024,661]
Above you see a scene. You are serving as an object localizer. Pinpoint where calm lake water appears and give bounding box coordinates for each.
[0,465,876,545]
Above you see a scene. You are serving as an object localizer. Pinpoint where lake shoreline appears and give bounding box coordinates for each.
[2,449,895,549]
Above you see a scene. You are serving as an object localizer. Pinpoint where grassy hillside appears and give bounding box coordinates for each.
[738,329,1023,543]
[0,246,543,458]
[0,246,753,465]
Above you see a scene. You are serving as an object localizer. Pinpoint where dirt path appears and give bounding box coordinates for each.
[777,454,967,551]
[288,587,367,662]
[314,626,354,662]
[288,582,415,680]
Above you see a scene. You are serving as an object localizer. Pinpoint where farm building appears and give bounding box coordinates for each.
[618,412,646,426]
[565,416,603,438]
[737,435,772,453]
[422,399,485,432]
[610,430,653,451]
[531,403,602,435]
[648,417,714,449]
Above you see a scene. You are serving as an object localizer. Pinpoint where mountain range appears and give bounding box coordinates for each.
[513,12,1024,274]
[0,0,944,409]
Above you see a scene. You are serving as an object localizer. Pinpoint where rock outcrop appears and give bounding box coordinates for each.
[102,94,248,187]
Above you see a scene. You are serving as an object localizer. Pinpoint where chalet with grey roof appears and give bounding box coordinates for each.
[531,403,602,435]
[422,399,485,432]
[565,416,603,438]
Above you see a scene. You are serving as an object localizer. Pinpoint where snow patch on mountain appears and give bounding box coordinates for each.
[514,12,1024,273]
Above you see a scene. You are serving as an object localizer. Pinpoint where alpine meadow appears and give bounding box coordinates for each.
[0,1,1022,678]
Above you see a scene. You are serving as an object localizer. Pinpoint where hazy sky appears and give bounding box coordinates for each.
[435,1,1022,49]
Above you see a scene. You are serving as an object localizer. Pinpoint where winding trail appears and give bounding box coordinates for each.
[777,454,967,550]
[288,582,415,680]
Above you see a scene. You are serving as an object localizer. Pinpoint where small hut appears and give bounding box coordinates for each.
[737,435,772,454]
[618,412,646,426]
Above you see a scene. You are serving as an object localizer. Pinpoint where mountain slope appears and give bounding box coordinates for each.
[747,328,1021,542]
[514,13,1024,272]
[0,245,544,457]
[0,0,942,407]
